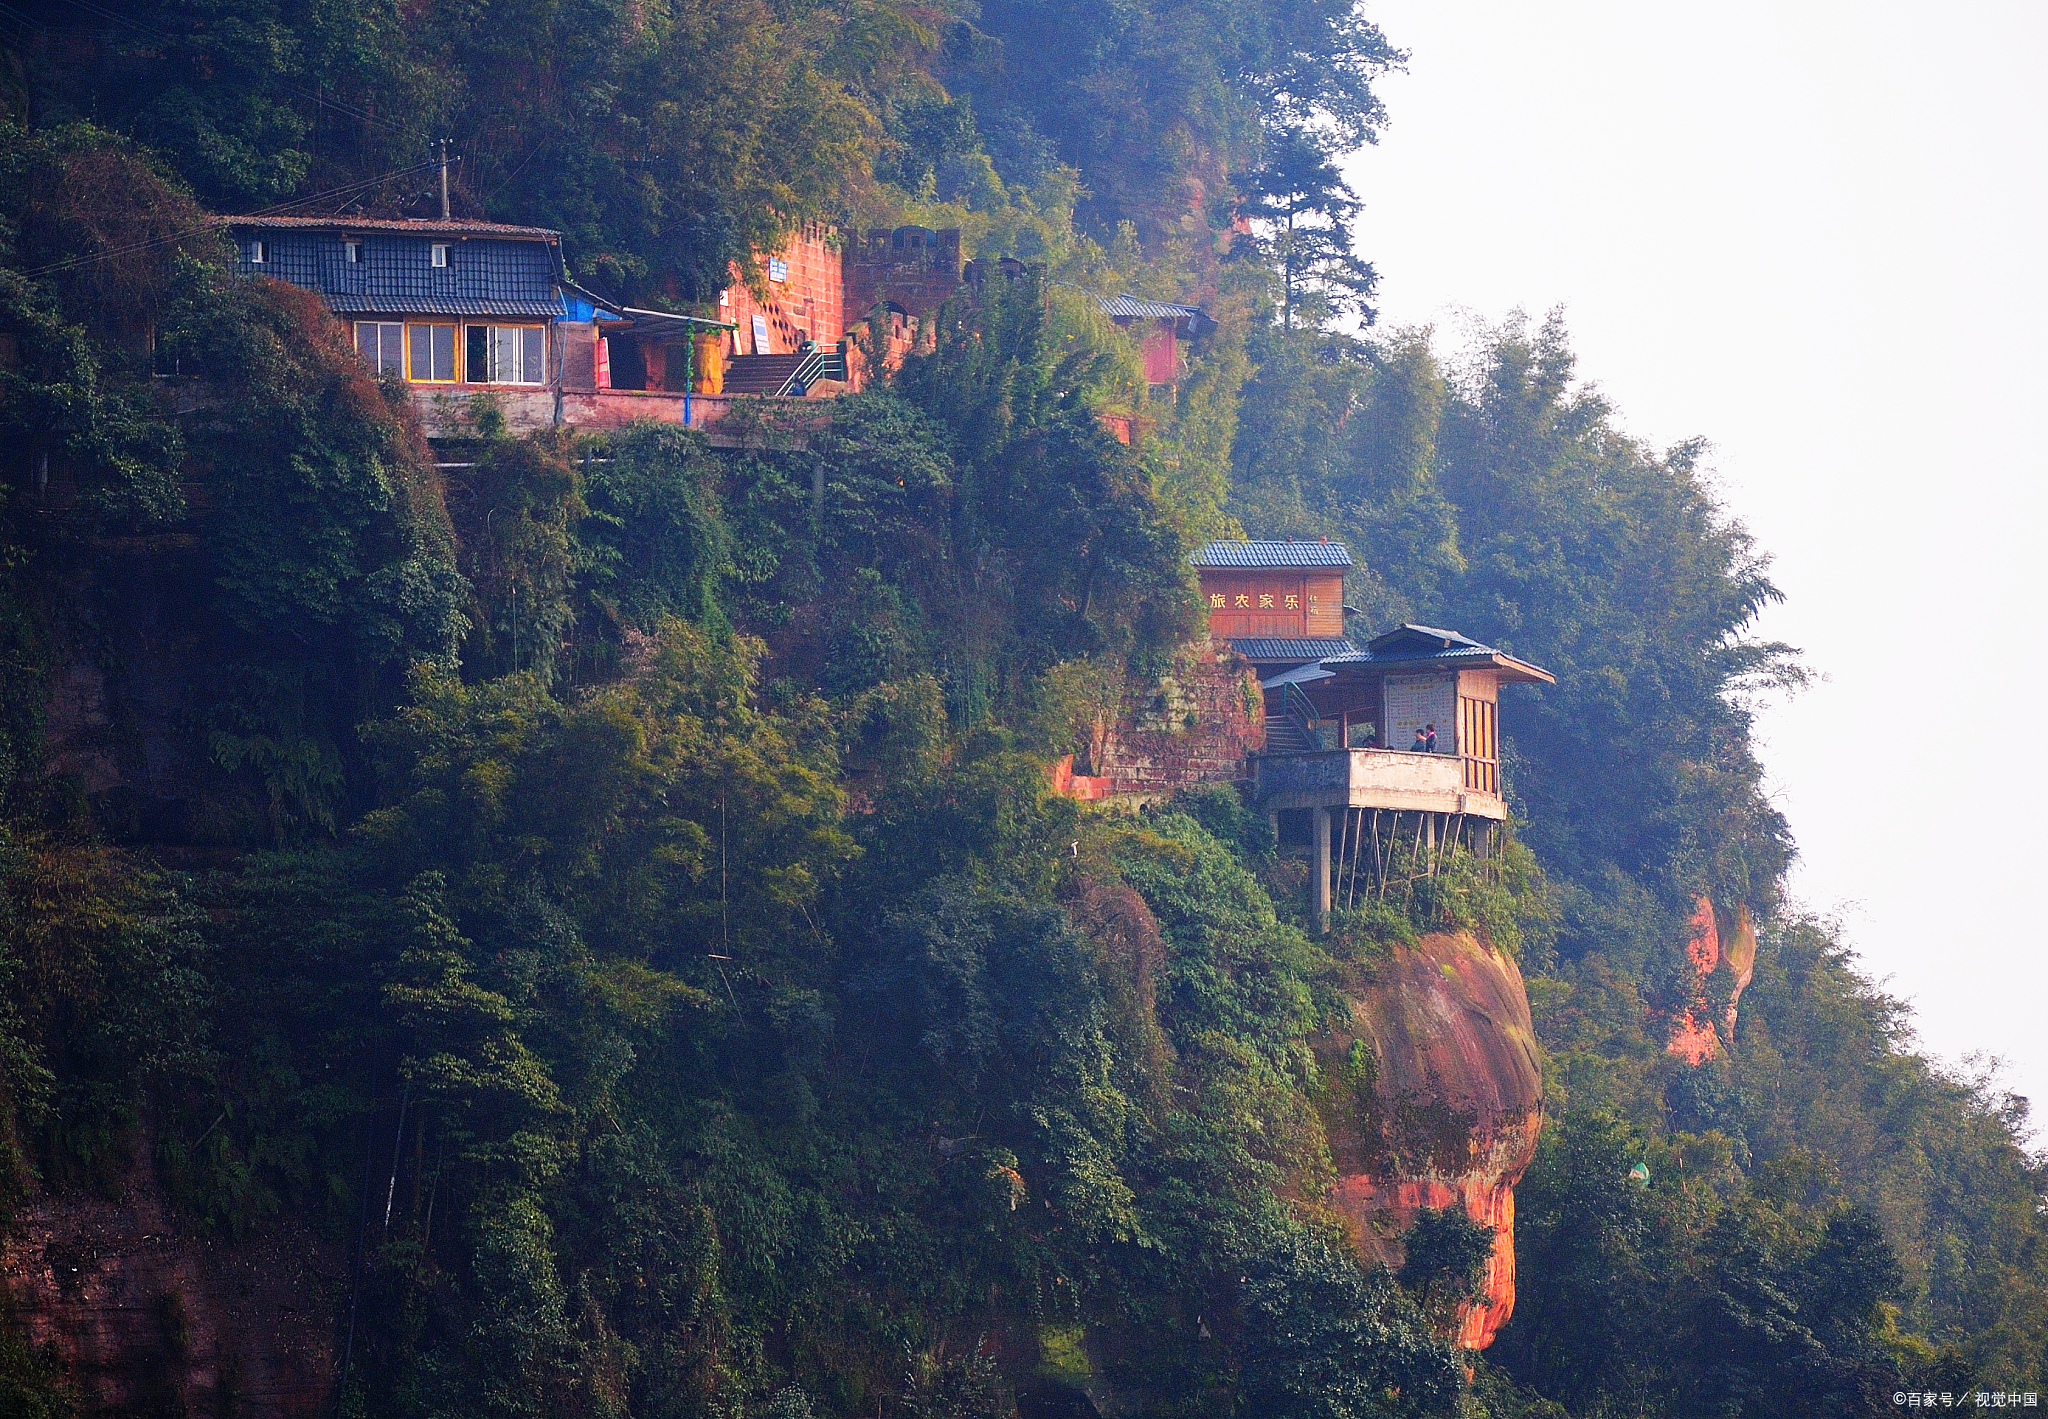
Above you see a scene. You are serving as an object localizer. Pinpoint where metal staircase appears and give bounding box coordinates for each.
[1262,712,1314,754]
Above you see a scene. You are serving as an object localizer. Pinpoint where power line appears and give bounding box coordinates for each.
[20,158,448,277]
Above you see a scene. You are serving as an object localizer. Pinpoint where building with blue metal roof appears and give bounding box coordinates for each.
[1192,539,1354,569]
[1248,620,1554,930]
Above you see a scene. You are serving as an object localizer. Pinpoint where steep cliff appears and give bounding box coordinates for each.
[1317,932,1544,1350]
[0,1128,338,1417]
[1664,897,1758,1065]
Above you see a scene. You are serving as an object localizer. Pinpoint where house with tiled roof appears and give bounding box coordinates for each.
[1185,539,1554,929]
[226,214,846,441]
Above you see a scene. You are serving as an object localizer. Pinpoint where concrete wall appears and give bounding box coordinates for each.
[410,386,828,442]
[1255,747,1505,819]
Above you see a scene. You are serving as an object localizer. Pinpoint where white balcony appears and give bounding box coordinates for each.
[1252,747,1506,821]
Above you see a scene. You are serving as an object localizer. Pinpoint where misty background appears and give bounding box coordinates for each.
[1347,0,2048,1124]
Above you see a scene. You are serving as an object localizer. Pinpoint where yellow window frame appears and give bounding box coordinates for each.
[407,322,458,383]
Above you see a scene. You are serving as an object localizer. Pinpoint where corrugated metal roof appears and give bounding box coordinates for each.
[1193,540,1353,568]
[1317,625,1554,682]
[230,215,560,240]
[331,296,566,317]
[1369,623,1486,653]
[1227,637,1357,661]
[1319,645,1501,668]
[1097,293,1208,321]
[236,225,562,319]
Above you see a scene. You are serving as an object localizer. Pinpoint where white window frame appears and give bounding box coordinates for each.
[464,323,548,385]
[430,243,450,268]
[249,239,266,264]
[344,240,362,263]
[354,321,404,376]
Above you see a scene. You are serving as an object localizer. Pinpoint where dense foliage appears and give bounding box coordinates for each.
[1,4,2044,1417]
[1228,311,2048,1407]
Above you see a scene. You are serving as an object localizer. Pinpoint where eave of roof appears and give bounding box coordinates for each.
[1097,293,1205,320]
[1318,645,1555,685]
[328,295,566,318]
[228,215,560,240]
[609,304,739,333]
[1226,636,1358,662]
[1194,539,1353,569]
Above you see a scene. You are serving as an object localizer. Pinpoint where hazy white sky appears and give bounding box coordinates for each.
[1343,0,2048,1120]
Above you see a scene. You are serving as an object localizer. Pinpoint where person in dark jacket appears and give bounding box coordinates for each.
[1424,723,1439,753]
[1410,727,1430,752]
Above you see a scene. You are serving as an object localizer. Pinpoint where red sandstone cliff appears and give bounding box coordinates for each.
[1665,897,1758,1065]
[0,1128,338,1416]
[1317,931,1544,1350]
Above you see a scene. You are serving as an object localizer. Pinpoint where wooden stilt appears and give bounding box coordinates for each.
[1371,810,1385,901]
[1345,808,1365,912]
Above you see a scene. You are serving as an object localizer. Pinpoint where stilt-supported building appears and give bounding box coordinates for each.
[1193,541,1555,931]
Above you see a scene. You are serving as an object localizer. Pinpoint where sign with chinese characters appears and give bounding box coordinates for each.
[1197,570,1344,639]
[1206,589,1303,612]
[1384,675,1456,753]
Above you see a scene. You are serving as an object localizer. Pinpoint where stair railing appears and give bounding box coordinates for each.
[1263,680,1320,753]
[774,345,828,397]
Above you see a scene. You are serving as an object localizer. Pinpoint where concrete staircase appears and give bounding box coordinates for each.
[1262,713,1314,755]
[723,353,809,395]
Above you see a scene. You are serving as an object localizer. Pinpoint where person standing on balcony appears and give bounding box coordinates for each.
[1424,723,1439,752]
[1411,726,1431,753]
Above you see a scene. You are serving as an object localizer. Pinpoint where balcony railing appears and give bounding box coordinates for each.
[1253,747,1505,820]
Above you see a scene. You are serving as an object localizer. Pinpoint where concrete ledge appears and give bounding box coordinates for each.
[1254,749,1507,821]
[413,387,832,444]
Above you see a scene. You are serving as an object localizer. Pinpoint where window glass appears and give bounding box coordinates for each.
[408,323,456,381]
[355,322,404,375]
[249,240,265,264]
[522,326,544,382]
[431,243,449,268]
[493,326,519,382]
[467,325,491,383]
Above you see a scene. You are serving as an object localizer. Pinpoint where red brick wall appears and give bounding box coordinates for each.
[843,227,963,323]
[721,228,843,355]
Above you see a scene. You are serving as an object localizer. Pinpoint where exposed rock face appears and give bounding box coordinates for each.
[1050,643,1264,801]
[1318,932,1544,1350]
[1665,897,1758,1065]
[0,1132,338,1416]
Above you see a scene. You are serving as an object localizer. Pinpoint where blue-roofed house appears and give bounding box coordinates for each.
[226,215,792,439]
[1192,538,1355,668]
[228,216,570,408]
[1187,541,1557,926]
[1252,619,1554,928]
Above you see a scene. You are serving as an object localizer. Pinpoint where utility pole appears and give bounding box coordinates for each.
[438,138,450,220]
